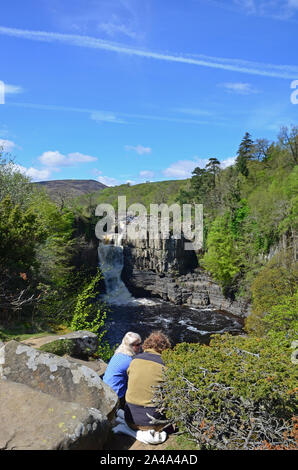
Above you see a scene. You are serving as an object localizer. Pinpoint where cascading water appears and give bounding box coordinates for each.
[97,222,243,347]
[98,238,157,306]
[98,242,135,305]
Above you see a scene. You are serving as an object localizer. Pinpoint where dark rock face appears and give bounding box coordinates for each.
[122,236,198,277]
[121,236,250,318]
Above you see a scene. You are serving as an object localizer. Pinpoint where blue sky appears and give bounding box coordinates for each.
[0,0,297,185]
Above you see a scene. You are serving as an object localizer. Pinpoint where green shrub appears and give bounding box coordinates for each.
[39,339,74,356]
[159,334,297,450]
[71,270,115,362]
[245,255,298,336]
[262,290,298,343]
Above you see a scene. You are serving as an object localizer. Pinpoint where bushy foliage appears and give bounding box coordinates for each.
[181,127,298,303]
[0,152,33,206]
[201,213,243,287]
[0,195,47,324]
[71,270,115,362]
[245,254,298,336]
[0,149,100,330]
[159,334,298,450]
[73,179,189,214]
[261,290,298,343]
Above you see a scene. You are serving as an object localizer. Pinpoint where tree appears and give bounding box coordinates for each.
[236,132,254,177]
[206,157,221,187]
[0,150,33,206]
[0,196,47,323]
[278,125,298,164]
[190,166,214,205]
[202,214,243,287]
[245,254,298,336]
[253,138,271,161]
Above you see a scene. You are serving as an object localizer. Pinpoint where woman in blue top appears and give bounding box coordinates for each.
[103,332,142,408]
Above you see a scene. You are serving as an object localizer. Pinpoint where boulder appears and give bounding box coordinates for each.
[0,380,110,450]
[63,355,107,377]
[38,330,99,358]
[0,340,118,419]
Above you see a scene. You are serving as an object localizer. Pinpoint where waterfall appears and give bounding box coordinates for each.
[98,242,135,305]
[98,239,157,306]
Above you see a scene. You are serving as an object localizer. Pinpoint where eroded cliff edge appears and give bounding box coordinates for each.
[121,236,251,318]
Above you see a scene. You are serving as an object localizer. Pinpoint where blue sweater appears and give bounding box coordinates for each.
[102,353,132,398]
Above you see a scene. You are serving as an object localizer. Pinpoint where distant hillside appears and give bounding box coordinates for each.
[74,179,191,212]
[34,179,107,202]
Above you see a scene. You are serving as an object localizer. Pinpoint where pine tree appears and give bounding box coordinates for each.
[206,157,221,187]
[236,132,254,177]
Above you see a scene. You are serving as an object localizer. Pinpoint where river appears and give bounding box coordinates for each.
[98,242,244,348]
[104,300,244,348]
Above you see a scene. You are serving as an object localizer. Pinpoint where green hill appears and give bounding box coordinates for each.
[73,179,191,213]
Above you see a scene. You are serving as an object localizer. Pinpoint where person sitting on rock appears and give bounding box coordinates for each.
[124,330,171,431]
[102,332,142,408]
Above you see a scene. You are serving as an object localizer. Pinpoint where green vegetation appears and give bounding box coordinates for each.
[71,269,116,362]
[1,126,297,450]
[39,339,74,356]
[160,334,297,450]
[175,125,298,309]
[154,126,297,450]
[73,179,190,214]
[0,150,110,356]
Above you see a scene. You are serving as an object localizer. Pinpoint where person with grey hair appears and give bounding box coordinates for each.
[103,332,142,408]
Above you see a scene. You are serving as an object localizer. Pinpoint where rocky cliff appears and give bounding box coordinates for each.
[121,235,250,318]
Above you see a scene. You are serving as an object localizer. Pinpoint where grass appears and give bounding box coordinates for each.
[165,433,198,451]
[0,321,72,342]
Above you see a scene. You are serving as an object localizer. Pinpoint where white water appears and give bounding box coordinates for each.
[98,241,157,306]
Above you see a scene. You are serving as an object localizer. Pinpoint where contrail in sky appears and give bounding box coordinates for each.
[0,25,298,79]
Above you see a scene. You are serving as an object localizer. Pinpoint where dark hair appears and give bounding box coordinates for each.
[142,330,171,354]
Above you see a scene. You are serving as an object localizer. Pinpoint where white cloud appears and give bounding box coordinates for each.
[97,175,119,186]
[39,150,97,167]
[125,145,152,155]
[1,26,298,79]
[93,168,119,186]
[13,164,51,181]
[163,158,209,179]
[173,107,214,117]
[233,0,256,14]
[5,84,23,94]
[0,138,16,152]
[2,83,24,95]
[219,82,259,94]
[230,0,298,19]
[98,17,137,39]
[139,170,155,179]
[90,111,126,124]
[9,101,216,126]
[220,156,237,168]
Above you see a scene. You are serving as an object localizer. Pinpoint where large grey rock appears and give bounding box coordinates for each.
[59,330,99,357]
[0,380,110,450]
[38,330,100,358]
[0,341,118,419]
[63,355,107,377]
